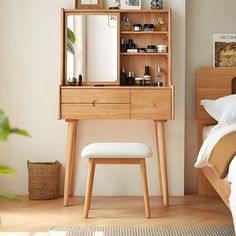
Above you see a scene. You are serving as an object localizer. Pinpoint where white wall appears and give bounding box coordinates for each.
[185,0,236,193]
[0,0,185,196]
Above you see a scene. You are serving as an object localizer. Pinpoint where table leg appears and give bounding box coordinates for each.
[69,121,78,196]
[64,120,78,206]
[154,120,169,206]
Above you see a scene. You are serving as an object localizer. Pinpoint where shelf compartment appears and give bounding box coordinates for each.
[120,53,168,56]
[120,55,168,81]
[121,31,168,35]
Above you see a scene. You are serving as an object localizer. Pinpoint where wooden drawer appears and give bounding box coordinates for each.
[131,89,172,120]
[61,104,130,120]
[61,88,130,104]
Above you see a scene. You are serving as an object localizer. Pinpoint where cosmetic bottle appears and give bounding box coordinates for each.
[120,66,127,85]
[127,39,136,49]
[143,66,151,85]
[121,38,127,52]
[154,67,164,86]
[133,24,142,32]
[156,17,167,31]
[78,74,82,86]
[121,16,127,31]
[124,17,131,31]
[127,71,135,85]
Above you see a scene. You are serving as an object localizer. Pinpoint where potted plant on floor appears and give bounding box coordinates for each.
[0,109,30,200]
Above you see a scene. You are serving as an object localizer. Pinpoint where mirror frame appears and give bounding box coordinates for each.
[61,9,120,86]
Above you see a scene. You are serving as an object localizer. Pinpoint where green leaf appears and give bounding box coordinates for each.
[0,109,10,141]
[10,128,31,137]
[67,40,75,55]
[67,27,76,44]
[0,191,19,201]
[67,27,76,55]
[0,108,31,140]
[0,165,15,175]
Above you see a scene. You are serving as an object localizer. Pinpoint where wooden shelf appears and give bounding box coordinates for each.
[121,31,168,35]
[61,85,172,89]
[120,52,168,56]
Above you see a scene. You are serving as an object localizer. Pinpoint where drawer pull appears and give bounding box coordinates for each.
[150,103,156,107]
[92,100,96,107]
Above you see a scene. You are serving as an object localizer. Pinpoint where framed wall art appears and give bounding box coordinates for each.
[75,0,104,9]
[213,34,236,67]
[120,0,141,9]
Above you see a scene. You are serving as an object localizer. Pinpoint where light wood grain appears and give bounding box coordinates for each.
[197,124,217,196]
[61,104,130,120]
[131,89,171,120]
[168,9,172,86]
[121,31,168,35]
[60,9,65,86]
[84,158,151,218]
[93,158,145,165]
[201,167,231,208]
[120,9,171,86]
[64,9,172,14]
[60,9,174,209]
[0,196,232,232]
[84,159,95,218]
[196,68,236,124]
[120,53,168,56]
[140,159,151,218]
[69,121,78,196]
[121,55,168,85]
[155,121,169,206]
[61,9,172,87]
[61,88,130,104]
[196,68,236,207]
[60,85,172,89]
[64,120,78,206]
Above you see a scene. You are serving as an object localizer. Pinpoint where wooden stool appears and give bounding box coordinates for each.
[81,142,153,219]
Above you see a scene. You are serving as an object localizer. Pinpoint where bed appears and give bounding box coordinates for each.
[195,67,236,228]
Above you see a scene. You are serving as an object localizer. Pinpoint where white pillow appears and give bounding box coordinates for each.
[201,94,236,127]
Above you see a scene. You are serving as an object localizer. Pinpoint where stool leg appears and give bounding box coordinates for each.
[140,159,151,218]
[84,159,95,218]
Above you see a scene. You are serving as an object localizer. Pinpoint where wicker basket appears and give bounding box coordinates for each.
[28,160,61,200]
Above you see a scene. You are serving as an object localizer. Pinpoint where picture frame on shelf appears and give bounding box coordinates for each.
[213,33,236,68]
[75,0,104,9]
[120,0,141,10]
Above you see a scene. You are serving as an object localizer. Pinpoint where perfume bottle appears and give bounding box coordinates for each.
[121,16,131,31]
[154,67,164,87]
[121,16,126,31]
[124,17,131,31]
[120,66,127,85]
[121,38,127,52]
[156,17,167,31]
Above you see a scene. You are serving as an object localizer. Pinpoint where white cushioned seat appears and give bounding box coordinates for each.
[81,142,153,158]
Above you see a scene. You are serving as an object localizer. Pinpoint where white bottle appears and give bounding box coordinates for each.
[155,67,164,87]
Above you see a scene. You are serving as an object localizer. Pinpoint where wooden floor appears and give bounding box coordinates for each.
[0,195,233,234]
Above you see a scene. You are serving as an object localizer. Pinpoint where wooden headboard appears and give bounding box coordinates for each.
[196,68,236,198]
[196,68,236,125]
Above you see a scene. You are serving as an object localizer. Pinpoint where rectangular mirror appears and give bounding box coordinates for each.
[66,14,119,84]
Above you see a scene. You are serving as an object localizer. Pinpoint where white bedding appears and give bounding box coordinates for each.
[195,124,236,230]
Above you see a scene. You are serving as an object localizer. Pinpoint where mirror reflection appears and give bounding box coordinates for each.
[67,14,118,83]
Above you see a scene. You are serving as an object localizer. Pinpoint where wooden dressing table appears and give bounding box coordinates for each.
[59,9,174,207]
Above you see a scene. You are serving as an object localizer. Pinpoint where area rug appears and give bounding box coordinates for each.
[49,226,235,236]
